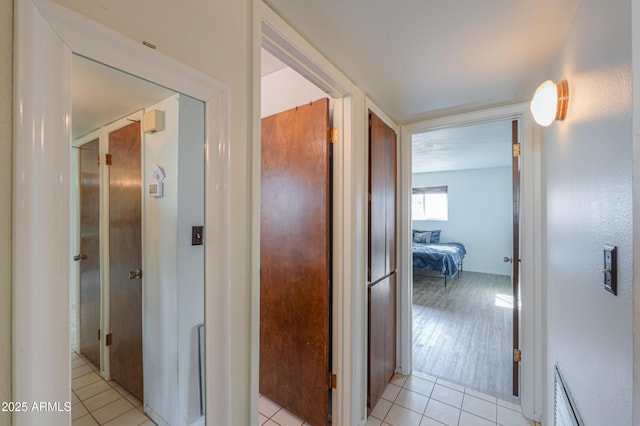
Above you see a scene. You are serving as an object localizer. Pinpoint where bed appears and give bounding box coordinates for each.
[412,230,466,287]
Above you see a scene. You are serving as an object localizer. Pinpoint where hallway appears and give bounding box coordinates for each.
[71,352,155,426]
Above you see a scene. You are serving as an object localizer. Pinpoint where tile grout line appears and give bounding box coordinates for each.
[71,351,153,426]
[372,373,526,426]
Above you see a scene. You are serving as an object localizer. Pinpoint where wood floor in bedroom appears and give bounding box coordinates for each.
[412,270,519,404]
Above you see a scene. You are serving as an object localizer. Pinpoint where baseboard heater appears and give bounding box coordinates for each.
[555,364,583,426]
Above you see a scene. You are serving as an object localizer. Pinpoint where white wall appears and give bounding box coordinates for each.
[143,94,205,426]
[176,95,206,425]
[542,0,633,423]
[261,66,331,118]
[412,167,512,275]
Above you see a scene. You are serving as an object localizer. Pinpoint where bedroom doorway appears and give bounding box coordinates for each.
[409,118,520,403]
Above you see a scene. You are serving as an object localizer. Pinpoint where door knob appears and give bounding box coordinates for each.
[504,257,513,263]
[128,268,143,279]
[73,254,88,262]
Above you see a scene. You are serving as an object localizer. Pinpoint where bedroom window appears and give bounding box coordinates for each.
[412,185,448,221]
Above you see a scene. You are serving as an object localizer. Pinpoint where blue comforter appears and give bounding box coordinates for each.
[412,242,466,277]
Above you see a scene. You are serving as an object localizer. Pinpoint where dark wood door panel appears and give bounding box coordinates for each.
[369,112,397,282]
[385,125,397,273]
[368,113,387,283]
[108,121,143,401]
[511,119,521,397]
[260,98,330,426]
[368,273,396,411]
[79,138,101,368]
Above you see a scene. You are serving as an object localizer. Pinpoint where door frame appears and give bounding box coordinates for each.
[13,0,231,423]
[399,103,543,421]
[255,3,370,425]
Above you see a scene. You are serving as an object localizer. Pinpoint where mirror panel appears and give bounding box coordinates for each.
[71,55,205,425]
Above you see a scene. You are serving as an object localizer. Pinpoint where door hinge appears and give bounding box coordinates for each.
[514,348,522,363]
[329,128,339,144]
[106,333,113,346]
[328,372,337,389]
[98,329,100,341]
[97,153,113,165]
[512,143,521,158]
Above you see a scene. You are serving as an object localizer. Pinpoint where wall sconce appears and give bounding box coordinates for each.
[530,80,569,126]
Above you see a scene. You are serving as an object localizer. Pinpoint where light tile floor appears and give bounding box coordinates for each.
[258,371,539,426]
[368,372,539,426]
[71,352,156,426]
[258,394,311,425]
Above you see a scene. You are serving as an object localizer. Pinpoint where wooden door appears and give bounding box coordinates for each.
[108,122,144,401]
[78,138,101,368]
[367,111,397,410]
[260,98,331,426]
[511,119,521,397]
[368,112,397,282]
[368,273,396,410]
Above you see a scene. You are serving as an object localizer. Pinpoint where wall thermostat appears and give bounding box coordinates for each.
[148,182,164,197]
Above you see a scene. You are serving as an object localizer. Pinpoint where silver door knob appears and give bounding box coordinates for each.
[128,268,143,279]
[504,257,513,263]
[73,254,88,262]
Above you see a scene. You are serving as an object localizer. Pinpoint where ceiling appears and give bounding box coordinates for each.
[412,119,513,174]
[264,0,579,124]
[261,48,288,77]
[72,55,175,139]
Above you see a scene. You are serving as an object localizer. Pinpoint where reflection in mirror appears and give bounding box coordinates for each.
[70,54,206,426]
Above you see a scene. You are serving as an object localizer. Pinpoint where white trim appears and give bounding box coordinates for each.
[13,1,231,424]
[366,97,400,134]
[260,3,357,98]
[399,102,542,421]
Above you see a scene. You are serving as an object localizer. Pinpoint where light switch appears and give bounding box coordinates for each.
[603,245,617,295]
[192,226,204,246]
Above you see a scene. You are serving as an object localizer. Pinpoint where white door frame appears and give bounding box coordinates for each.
[13,0,231,424]
[399,103,543,421]
[254,3,371,425]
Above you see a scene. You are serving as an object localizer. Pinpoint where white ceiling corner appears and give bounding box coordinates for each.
[264,0,579,124]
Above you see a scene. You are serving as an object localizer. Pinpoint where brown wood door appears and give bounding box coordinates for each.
[79,138,101,368]
[511,119,521,397]
[368,273,396,410]
[368,112,397,282]
[367,111,397,411]
[108,122,144,401]
[260,98,331,426]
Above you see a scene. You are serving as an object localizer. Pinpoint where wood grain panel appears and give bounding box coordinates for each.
[368,273,396,411]
[367,111,397,411]
[368,113,387,282]
[369,112,397,282]
[260,98,330,426]
[385,123,397,273]
[511,119,520,397]
[108,121,143,401]
[79,138,101,368]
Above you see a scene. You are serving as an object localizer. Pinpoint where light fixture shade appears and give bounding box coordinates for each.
[530,80,569,126]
